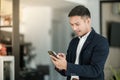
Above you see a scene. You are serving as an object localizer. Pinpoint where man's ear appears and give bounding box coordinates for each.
[87,18,91,25]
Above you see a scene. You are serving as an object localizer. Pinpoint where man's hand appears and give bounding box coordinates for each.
[50,53,67,71]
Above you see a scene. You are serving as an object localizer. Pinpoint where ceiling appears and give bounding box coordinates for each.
[20,0,79,11]
[3,0,83,12]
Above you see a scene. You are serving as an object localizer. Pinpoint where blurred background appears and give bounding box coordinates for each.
[0,0,120,80]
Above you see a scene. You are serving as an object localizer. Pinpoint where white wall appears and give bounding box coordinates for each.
[86,0,100,33]
[20,6,52,66]
[66,0,87,4]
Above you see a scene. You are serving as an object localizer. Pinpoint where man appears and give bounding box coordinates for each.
[50,5,109,80]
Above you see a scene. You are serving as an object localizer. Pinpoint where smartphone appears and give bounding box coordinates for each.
[48,51,58,58]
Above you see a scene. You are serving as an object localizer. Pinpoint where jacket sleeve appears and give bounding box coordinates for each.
[65,38,109,78]
[55,67,66,76]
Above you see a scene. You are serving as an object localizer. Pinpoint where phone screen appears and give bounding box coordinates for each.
[48,51,58,58]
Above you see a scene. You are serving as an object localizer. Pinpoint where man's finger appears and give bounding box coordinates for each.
[50,55,58,61]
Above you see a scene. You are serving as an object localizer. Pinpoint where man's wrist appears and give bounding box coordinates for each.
[63,61,67,71]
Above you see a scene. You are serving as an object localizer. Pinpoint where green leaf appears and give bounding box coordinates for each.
[109,66,120,80]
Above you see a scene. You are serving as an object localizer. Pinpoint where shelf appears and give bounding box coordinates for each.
[0,25,12,28]
[6,45,12,47]
[0,56,15,80]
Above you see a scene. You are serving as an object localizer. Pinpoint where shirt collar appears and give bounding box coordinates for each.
[78,31,91,40]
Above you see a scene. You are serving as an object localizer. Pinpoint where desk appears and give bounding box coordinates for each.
[0,56,14,80]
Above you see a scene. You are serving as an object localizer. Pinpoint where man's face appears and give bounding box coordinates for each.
[69,16,91,37]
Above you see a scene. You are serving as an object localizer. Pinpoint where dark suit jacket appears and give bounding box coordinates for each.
[56,29,109,80]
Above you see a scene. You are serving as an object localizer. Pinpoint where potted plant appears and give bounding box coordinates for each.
[110,66,120,80]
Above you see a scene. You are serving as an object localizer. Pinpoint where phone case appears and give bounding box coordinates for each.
[48,51,57,58]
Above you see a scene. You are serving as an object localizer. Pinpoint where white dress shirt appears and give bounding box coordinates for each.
[71,31,91,80]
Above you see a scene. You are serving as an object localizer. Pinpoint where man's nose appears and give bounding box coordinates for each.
[73,26,77,31]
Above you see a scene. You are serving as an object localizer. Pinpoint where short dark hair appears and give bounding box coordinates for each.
[68,5,91,18]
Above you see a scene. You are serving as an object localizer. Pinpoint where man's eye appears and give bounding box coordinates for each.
[70,24,73,26]
[75,24,80,26]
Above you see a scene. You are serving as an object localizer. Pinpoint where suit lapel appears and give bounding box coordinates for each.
[81,29,95,52]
